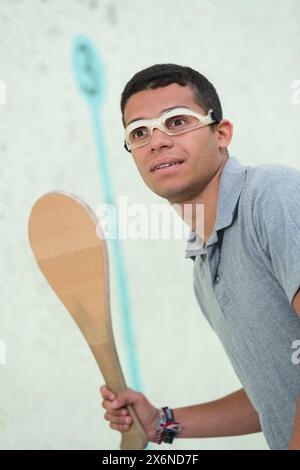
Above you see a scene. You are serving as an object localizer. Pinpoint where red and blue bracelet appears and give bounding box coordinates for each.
[155,407,181,444]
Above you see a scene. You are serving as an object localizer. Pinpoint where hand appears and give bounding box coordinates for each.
[100,385,159,443]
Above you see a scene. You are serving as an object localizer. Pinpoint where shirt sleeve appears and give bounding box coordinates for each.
[253,167,300,306]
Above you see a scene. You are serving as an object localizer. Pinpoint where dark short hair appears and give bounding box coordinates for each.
[120,63,223,127]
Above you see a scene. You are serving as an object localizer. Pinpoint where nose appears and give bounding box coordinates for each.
[149,127,173,152]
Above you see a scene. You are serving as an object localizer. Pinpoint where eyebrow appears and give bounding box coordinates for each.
[126,105,190,126]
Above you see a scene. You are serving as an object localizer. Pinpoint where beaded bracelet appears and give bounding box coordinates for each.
[155,407,181,444]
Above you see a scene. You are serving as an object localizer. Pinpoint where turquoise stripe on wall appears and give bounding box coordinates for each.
[72,35,143,393]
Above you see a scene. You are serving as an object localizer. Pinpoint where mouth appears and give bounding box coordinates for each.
[151,160,184,174]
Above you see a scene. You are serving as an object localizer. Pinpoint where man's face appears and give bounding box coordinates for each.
[123,83,225,204]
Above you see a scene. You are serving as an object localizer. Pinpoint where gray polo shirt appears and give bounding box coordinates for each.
[185,156,300,450]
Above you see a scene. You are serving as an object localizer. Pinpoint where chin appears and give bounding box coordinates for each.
[154,187,187,204]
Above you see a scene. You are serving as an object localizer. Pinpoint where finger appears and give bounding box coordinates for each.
[104,412,132,426]
[102,400,128,416]
[110,389,142,409]
[100,386,115,401]
[100,385,115,400]
[109,422,130,432]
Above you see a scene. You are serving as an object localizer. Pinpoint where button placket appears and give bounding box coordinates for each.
[208,243,230,316]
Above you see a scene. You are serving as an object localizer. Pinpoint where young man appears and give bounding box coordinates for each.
[100,64,300,450]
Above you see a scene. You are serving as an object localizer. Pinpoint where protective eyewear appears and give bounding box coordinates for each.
[124,107,217,152]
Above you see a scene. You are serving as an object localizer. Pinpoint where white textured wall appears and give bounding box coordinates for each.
[0,0,300,450]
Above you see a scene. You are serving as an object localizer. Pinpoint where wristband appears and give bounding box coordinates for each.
[155,406,181,444]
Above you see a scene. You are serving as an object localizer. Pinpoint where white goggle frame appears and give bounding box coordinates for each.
[124,107,216,151]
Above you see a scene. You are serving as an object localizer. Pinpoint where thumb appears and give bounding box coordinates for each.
[111,388,142,409]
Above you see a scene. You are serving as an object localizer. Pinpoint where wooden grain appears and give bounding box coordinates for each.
[28,191,148,450]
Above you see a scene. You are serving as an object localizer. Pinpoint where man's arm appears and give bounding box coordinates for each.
[292,288,300,319]
[101,386,261,442]
[174,388,261,438]
[289,288,300,449]
[289,395,300,450]
[252,175,300,450]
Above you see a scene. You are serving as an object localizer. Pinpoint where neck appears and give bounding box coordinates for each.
[175,153,229,243]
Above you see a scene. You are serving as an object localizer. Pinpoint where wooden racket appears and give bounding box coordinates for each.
[28,191,148,450]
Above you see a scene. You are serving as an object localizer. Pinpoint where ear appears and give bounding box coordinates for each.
[216,119,233,151]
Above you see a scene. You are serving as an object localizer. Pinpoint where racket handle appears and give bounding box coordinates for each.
[120,404,148,450]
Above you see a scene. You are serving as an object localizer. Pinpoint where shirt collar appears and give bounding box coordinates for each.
[185,156,249,259]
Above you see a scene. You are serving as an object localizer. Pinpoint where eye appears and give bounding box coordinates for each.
[130,126,149,142]
[165,113,199,133]
[165,115,188,129]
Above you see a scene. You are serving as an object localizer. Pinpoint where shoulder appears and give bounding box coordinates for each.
[239,163,300,248]
[241,162,300,210]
